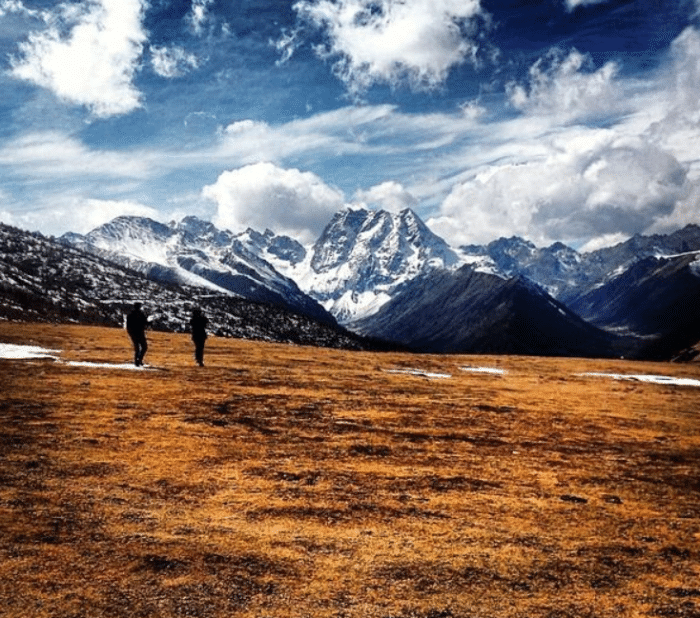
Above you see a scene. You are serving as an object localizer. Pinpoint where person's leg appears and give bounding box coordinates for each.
[137,335,148,366]
[194,338,204,366]
[130,336,140,366]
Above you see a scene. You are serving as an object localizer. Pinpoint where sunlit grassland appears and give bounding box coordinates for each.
[1,322,699,618]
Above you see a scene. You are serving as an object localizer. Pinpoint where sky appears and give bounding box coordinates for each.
[0,0,699,251]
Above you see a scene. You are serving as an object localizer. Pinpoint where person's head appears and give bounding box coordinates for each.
[133,302,142,310]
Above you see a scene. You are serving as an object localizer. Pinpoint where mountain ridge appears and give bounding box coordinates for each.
[62,215,335,326]
[351,265,621,357]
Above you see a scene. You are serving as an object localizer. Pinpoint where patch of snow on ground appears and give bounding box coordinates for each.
[460,366,508,375]
[0,344,154,370]
[384,368,452,379]
[0,343,60,359]
[580,372,700,388]
[61,361,155,371]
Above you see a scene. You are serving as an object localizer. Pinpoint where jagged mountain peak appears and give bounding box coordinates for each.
[172,216,233,246]
[299,207,464,323]
[312,207,458,272]
[90,216,172,242]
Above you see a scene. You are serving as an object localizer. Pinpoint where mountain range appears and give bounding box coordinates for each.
[2,208,699,360]
[0,222,380,352]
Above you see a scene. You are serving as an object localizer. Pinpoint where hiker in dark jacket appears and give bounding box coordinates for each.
[189,307,208,367]
[126,302,148,367]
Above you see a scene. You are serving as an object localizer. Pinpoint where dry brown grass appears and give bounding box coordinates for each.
[1,321,699,618]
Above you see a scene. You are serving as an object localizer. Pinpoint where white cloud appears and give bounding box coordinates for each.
[564,0,610,11]
[203,162,345,242]
[150,45,200,78]
[0,132,156,179]
[9,0,147,117]
[353,181,417,213]
[215,105,402,165]
[188,0,214,35]
[429,134,688,247]
[293,0,486,93]
[507,48,623,123]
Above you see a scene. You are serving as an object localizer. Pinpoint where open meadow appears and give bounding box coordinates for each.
[0,322,699,618]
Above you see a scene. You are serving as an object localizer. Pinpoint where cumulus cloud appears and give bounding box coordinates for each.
[203,162,345,242]
[507,48,623,123]
[9,0,147,117]
[291,0,486,93]
[150,45,200,78]
[353,181,418,213]
[429,135,688,247]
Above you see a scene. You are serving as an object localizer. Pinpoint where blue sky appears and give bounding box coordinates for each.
[0,0,698,250]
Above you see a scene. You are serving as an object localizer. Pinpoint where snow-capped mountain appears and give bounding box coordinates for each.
[283,207,497,324]
[0,222,378,351]
[461,237,594,301]
[462,224,700,304]
[62,216,333,325]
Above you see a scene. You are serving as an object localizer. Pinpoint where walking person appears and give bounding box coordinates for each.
[126,302,149,367]
[189,307,208,367]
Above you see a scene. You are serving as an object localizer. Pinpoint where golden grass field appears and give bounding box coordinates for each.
[0,321,699,618]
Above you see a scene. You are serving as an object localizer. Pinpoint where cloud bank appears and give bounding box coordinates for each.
[431,136,687,247]
[429,33,699,247]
